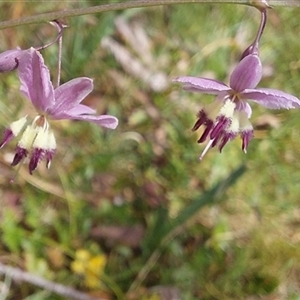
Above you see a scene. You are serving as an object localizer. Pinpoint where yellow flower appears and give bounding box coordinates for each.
[85,255,107,288]
[71,249,107,289]
[71,249,90,274]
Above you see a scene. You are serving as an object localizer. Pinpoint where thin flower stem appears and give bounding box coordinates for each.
[56,36,62,87]
[57,34,62,87]
[0,0,298,30]
[35,21,65,52]
[252,8,267,46]
[35,20,66,87]
[53,21,66,87]
[0,263,101,300]
[239,6,268,59]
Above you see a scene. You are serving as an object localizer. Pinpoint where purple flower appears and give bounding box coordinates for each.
[173,54,300,159]
[0,48,24,72]
[0,48,118,174]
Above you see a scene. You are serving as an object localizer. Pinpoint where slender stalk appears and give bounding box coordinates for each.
[51,20,66,88]
[35,21,65,52]
[252,8,267,46]
[56,35,62,87]
[240,7,268,59]
[0,0,298,30]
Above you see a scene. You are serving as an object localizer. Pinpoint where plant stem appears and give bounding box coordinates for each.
[0,0,298,30]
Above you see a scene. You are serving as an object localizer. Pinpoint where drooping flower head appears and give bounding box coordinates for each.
[173,54,300,159]
[0,48,118,174]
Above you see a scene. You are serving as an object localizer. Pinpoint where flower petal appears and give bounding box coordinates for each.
[230,54,262,92]
[65,104,96,115]
[65,114,119,129]
[51,104,97,119]
[51,77,93,115]
[235,101,252,118]
[173,76,230,94]
[0,48,23,72]
[241,88,300,109]
[18,48,55,111]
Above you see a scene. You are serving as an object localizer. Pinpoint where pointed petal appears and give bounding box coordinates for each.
[65,114,119,129]
[29,148,45,175]
[0,129,14,149]
[46,149,56,169]
[238,111,254,153]
[230,54,262,92]
[51,77,93,115]
[241,88,300,109]
[173,76,230,94]
[0,116,27,149]
[18,48,54,111]
[52,104,96,119]
[64,104,96,115]
[11,146,28,166]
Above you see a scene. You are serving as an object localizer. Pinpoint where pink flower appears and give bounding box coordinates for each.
[173,54,300,159]
[0,48,118,174]
[0,48,24,72]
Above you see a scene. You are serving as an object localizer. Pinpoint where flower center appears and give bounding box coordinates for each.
[2,114,57,174]
[193,94,254,160]
[34,115,47,128]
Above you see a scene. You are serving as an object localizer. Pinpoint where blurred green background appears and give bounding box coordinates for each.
[0,1,300,299]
